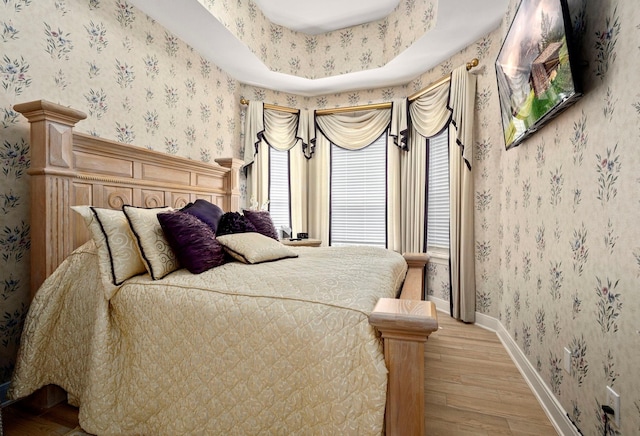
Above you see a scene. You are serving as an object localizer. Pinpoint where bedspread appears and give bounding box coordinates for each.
[10,242,407,435]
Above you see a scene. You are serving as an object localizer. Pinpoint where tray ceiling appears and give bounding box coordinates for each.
[128,0,508,96]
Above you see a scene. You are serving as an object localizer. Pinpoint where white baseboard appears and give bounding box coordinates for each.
[426,295,449,313]
[426,297,580,436]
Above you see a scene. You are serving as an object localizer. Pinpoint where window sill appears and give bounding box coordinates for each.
[426,247,449,265]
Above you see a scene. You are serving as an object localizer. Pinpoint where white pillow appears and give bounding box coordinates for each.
[122,205,178,280]
[71,205,146,299]
[216,232,298,264]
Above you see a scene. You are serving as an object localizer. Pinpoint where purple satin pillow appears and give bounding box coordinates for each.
[216,212,257,236]
[157,211,226,274]
[181,199,224,234]
[243,209,279,240]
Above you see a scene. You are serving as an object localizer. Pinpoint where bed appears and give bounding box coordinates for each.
[9,100,438,435]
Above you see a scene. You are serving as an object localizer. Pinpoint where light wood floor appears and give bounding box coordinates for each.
[425,313,558,435]
[1,313,557,435]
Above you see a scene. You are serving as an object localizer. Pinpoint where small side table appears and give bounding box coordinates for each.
[281,238,322,247]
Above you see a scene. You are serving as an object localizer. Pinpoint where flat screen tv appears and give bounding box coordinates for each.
[496,0,582,150]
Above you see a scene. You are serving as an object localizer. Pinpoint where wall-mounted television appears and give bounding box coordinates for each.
[496,0,582,150]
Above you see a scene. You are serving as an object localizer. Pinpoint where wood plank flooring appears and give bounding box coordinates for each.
[1,313,558,435]
[425,313,558,435]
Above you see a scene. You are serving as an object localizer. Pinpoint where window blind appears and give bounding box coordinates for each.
[330,134,386,247]
[268,147,291,232]
[426,130,449,250]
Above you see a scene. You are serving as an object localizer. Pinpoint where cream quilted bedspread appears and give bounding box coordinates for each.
[10,242,407,435]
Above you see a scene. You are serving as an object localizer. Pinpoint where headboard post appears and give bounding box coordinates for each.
[214,158,243,212]
[14,100,87,298]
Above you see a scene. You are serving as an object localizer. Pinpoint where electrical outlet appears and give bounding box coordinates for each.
[606,385,620,427]
[563,347,572,374]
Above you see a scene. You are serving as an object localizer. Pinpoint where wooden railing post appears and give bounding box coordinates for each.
[369,298,438,436]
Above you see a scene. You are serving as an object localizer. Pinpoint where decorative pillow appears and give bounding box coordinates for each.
[217,232,298,264]
[181,199,224,233]
[216,211,257,236]
[158,211,226,274]
[243,209,279,240]
[122,205,179,280]
[71,205,146,299]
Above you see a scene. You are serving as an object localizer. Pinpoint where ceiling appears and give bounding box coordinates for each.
[128,0,508,97]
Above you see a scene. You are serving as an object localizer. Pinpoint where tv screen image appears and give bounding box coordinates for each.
[495,0,582,150]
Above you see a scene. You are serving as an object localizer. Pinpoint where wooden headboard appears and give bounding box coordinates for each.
[14,100,243,298]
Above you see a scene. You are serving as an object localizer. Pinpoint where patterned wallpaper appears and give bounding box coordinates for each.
[197,0,436,80]
[241,0,640,434]
[0,0,242,385]
[2,0,639,434]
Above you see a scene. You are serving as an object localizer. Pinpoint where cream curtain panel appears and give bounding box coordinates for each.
[243,102,308,234]
[309,108,402,249]
[403,65,476,322]
[448,66,476,322]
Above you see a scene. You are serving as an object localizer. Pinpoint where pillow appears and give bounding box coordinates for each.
[217,232,298,264]
[216,211,257,236]
[122,205,179,280]
[243,209,279,240]
[71,205,146,299]
[158,211,226,274]
[181,199,224,233]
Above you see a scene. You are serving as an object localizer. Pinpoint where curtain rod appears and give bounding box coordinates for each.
[408,58,479,102]
[315,102,392,116]
[239,97,299,114]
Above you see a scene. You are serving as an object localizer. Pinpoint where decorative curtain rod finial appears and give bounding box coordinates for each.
[466,58,479,71]
[240,97,249,106]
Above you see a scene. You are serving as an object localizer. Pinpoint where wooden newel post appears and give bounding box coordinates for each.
[14,100,87,299]
[369,298,438,436]
[214,157,243,212]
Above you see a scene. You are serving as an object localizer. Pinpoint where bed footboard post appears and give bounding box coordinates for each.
[369,298,438,436]
[214,157,244,212]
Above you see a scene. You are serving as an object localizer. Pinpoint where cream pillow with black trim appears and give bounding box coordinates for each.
[123,205,178,280]
[71,205,146,299]
[217,232,298,264]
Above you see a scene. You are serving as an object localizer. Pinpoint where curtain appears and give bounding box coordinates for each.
[404,65,476,322]
[309,108,402,248]
[243,102,309,234]
[401,82,451,253]
[448,66,476,322]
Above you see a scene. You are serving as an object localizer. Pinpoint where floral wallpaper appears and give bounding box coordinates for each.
[197,0,436,80]
[0,0,242,387]
[241,0,640,434]
[2,0,640,434]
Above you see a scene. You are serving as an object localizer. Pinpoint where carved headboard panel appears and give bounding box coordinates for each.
[15,100,243,297]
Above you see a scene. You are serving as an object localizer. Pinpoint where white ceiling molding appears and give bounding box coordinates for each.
[128,0,508,97]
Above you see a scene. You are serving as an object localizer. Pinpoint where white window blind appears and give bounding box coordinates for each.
[426,130,449,250]
[330,134,386,247]
[268,147,291,232]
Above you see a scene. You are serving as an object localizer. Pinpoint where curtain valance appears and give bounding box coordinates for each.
[243,101,264,166]
[243,102,314,164]
[409,82,451,139]
[315,109,391,150]
[390,99,408,150]
[449,66,475,168]
[262,108,301,151]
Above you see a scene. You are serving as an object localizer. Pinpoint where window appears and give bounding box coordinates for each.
[426,130,449,250]
[268,147,291,232]
[330,133,386,247]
